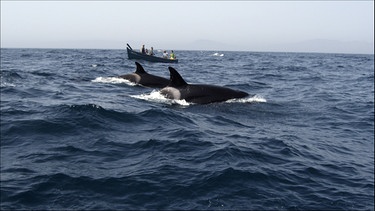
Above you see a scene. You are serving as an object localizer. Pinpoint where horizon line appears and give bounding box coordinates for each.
[1,47,374,56]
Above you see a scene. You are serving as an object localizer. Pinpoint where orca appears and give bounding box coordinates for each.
[118,62,169,88]
[160,67,249,104]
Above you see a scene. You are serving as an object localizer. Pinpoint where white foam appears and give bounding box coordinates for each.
[0,82,16,88]
[226,94,267,103]
[130,90,190,106]
[91,77,136,86]
[212,52,224,57]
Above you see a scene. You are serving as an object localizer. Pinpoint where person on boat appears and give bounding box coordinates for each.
[163,50,169,58]
[149,47,154,56]
[170,50,176,60]
[141,45,146,54]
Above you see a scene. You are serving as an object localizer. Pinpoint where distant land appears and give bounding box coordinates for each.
[273,39,374,55]
[185,39,232,51]
[183,39,374,54]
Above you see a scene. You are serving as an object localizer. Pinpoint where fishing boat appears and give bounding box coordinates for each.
[126,44,178,63]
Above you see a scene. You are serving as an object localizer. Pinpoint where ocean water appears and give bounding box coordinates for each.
[0,48,374,210]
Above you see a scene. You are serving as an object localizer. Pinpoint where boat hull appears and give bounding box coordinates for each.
[127,48,178,63]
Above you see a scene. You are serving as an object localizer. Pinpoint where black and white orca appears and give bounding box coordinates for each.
[160,66,249,104]
[118,62,169,88]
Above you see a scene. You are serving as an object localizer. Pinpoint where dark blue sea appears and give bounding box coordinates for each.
[1,48,374,210]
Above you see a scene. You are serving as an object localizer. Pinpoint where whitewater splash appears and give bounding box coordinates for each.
[131,90,266,106]
[226,94,267,103]
[212,52,224,57]
[130,90,190,106]
[90,64,104,68]
[0,81,16,88]
[91,77,136,86]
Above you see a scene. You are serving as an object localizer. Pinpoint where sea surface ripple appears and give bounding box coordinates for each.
[1,48,374,210]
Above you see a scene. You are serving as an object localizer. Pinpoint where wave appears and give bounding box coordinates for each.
[0,81,16,88]
[2,163,371,210]
[63,104,151,127]
[91,76,136,86]
[0,70,23,87]
[1,104,145,143]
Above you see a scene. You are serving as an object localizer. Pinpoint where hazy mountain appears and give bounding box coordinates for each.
[184,39,374,54]
[275,39,374,54]
[185,39,234,51]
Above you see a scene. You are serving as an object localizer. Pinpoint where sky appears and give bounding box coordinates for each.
[1,1,374,54]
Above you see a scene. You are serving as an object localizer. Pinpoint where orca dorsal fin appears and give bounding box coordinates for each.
[168,67,188,87]
[135,62,147,74]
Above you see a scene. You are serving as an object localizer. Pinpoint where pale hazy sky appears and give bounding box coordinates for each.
[1,1,374,54]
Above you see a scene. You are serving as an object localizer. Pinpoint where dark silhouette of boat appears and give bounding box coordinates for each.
[126,43,178,63]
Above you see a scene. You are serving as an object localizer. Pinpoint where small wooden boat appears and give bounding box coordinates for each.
[126,44,178,63]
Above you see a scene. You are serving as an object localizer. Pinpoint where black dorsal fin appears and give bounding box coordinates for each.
[135,62,147,74]
[168,67,188,87]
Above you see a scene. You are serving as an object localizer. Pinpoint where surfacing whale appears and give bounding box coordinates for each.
[118,62,169,88]
[160,67,249,104]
